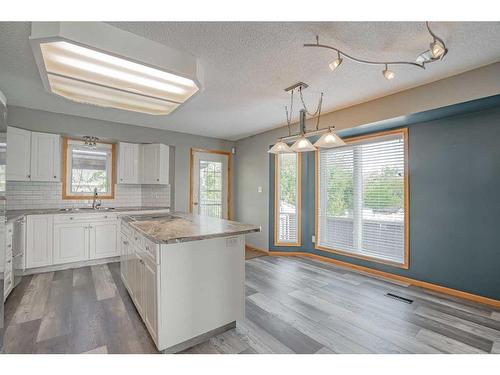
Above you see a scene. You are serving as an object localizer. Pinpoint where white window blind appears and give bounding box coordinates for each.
[66,140,113,197]
[317,131,407,265]
[275,153,301,245]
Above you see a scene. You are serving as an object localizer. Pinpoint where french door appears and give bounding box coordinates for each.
[190,149,230,219]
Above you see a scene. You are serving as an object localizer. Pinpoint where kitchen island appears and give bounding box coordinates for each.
[119,212,260,353]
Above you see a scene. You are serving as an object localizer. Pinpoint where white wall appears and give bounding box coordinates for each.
[235,62,500,251]
[6,106,235,213]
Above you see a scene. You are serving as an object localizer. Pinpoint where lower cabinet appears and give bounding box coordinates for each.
[53,223,89,265]
[143,256,158,336]
[89,221,119,259]
[120,230,158,343]
[26,215,53,268]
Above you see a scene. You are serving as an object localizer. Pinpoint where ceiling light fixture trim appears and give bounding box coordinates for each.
[29,22,202,116]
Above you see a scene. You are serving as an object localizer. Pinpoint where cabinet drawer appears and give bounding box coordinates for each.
[144,239,159,264]
[6,240,13,260]
[121,222,133,238]
[54,213,117,223]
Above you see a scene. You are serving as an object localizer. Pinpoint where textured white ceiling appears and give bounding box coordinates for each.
[0,22,499,140]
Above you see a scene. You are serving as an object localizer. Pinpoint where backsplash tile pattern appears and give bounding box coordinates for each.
[6,181,170,210]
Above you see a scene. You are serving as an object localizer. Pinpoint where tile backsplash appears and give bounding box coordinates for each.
[6,181,170,210]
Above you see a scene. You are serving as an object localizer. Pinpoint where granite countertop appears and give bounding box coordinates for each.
[122,212,261,244]
[6,206,170,223]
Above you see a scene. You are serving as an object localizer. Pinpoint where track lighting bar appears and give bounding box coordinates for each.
[304,22,448,80]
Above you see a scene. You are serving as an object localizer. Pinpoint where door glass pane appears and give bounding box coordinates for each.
[199,160,223,218]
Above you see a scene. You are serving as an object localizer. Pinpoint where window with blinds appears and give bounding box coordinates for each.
[65,139,114,198]
[275,153,301,246]
[316,130,407,266]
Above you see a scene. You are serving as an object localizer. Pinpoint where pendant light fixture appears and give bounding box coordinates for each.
[267,139,292,154]
[269,84,346,154]
[304,22,448,81]
[314,127,346,148]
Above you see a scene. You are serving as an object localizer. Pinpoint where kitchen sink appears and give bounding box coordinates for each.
[58,207,116,212]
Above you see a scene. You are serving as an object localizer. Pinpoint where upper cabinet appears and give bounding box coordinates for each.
[118,142,140,184]
[7,126,31,181]
[30,131,61,182]
[118,143,169,185]
[141,144,169,185]
[7,126,60,182]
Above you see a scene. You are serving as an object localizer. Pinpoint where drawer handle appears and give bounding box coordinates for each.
[123,241,129,245]
[7,259,12,264]
[69,217,74,220]
[7,244,11,248]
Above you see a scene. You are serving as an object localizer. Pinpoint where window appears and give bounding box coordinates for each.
[316,129,408,267]
[63,138,115,199]
[275,153,301,246]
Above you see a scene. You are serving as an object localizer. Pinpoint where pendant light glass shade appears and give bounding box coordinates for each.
[314,129,346,148]
[268,140,292,154]
[290,135,316,153]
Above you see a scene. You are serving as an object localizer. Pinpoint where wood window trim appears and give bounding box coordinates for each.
[188,147,232,220]
[274,152,302,247]
[314,128,409,269]
[62,137,116,200]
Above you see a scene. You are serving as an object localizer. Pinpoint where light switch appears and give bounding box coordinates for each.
[257,186,263,193]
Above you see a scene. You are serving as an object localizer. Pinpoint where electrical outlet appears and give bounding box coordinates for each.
[311,235,316,243]
[257,186,263,193]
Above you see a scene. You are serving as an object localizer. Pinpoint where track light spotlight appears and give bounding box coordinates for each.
[329,52,343,71]
[383,64,395,80]
[430,39,446,59]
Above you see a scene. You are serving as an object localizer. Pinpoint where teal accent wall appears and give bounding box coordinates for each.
[269,96,500,300]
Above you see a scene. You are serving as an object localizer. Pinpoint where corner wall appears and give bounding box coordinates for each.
[235,62,500,251]
[6,106,236,214]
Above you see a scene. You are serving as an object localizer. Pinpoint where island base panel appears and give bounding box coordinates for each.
[161,321,236,354]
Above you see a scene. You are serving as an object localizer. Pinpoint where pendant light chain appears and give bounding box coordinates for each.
[284,89,294,136]
[299,86,323,117]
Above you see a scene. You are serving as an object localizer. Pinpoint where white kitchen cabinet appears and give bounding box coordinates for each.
[143,255,158,338]
[30,131,61,182]
[4,222,14,301]
[53,222,89,265]
[120,233,131,290]
[26,214,53,268]
[141,144,169,184]
[7,126,60,182]
[7,126,31,181]
[118,142,140,184]
[89,220,119,259]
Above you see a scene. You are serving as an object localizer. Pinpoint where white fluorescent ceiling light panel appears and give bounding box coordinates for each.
[30,22,201,116]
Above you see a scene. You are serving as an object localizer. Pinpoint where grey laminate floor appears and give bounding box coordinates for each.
[3,256,500,354]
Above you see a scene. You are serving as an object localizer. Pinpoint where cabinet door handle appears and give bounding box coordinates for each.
[69,217,74,220]
[27,174,31,179]
[123,241,129,245]
[53,175,57,179]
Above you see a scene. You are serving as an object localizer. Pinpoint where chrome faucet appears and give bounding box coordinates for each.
[92,187,101,209]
